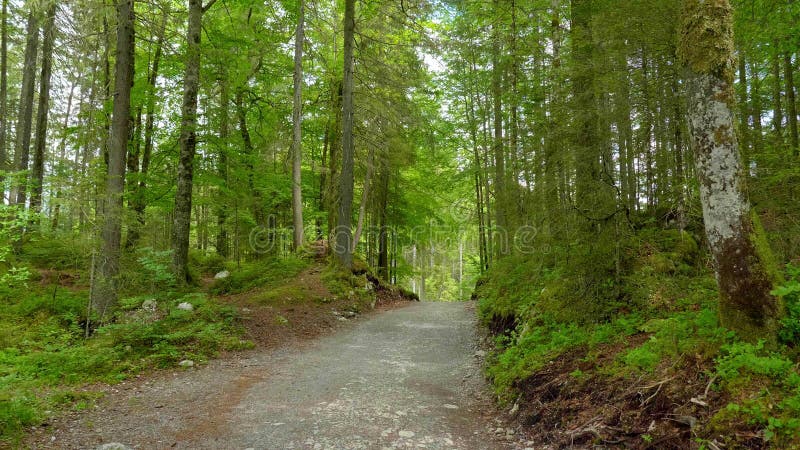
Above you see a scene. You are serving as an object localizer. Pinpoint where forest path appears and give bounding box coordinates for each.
[31,302,516,449]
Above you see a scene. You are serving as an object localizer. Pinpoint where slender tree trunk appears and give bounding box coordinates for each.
[172,0,204,282]
[334,0,356,269]
[377,167,390,280]
[291,0,305,250]
[30,1,58,213]
[52,82,75,230]
[126,5,167,249]
[352,147,374,252]
[737,53,750,165]
[90,0,135,319]
[785,53,798,155]
[215,75,229,257]
[750,61,763,156]
[679,0,782,342]
[771,49,783,142]
[12,9,40,207]
[0,0,8,197]
[491,0,507,256]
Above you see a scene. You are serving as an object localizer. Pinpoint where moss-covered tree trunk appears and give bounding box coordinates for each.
[678,0,782,341]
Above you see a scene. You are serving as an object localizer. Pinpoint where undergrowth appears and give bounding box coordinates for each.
[477,227,800,448]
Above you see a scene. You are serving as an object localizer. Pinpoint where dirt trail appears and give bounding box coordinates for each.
[28,302,519,449]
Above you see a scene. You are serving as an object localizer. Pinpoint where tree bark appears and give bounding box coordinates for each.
[0,0,8,197]
[679,0,782,342]
[12,9,39,207]
[215,74,229,257]
[30,1,58,213]
[334,0,356,269]
[352,147,374,253]
[771,48,783,141]
[172,0,204,282]
[126,5,168,249]
[784,53,798,155]
[90,0,135,319]
[291,0,305,250]
[491,0,507,256]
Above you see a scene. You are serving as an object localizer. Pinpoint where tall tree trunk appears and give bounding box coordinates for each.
[51,82,75,230]
[377,167,390,280]
[291,0,305,250]
[737,54,750,165]
[749,61,763,157]
[30,1,58,213]
[90,0,135,319]
[126,5,167,249]
[215,74,229,257]
[771,48,783,142]
[172,0,204,282]
[352,147,374,252]
[0,0,8,198]
[679,0,782,342]
[785,53,799,155]
[491,0,507,256]
[334,0,356,269]
[12,9,39,207]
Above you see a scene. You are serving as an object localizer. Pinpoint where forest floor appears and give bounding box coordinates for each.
[21,302,536,450]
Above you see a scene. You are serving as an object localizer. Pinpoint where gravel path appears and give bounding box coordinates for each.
[30,302,516,449]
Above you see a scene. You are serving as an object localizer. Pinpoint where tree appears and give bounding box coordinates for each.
[334,0,356,269]
[172,0,217,282]
[0,0,8,197]
[291,0,305,250]
[90,0,135,319]
[678,0,782,341]
[11,8,40,207]
[30,1,58,213]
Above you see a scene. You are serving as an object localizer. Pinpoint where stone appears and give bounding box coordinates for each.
[398,430,415,438]
[474,350,486,358]
[141,299,157,313]
[214,270,230,279]
[177,302,194,311]
[178,359,194,368]
[96,444,133,450]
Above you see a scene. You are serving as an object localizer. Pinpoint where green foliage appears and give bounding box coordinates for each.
[189,250,227,275]
[712,341,800,444]
[209,256,309,295]
[0,285,248,443]
[773,264,800,344]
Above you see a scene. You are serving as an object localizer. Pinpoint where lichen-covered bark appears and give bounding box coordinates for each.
[679,0,782,341]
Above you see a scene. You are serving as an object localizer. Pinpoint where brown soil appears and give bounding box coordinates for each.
[508,333,763,450]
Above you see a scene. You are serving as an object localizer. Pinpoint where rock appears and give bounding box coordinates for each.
[506,428,515,435]
[178,359,194,368]
[509,402,519,415]
[214,270,230,279]
[474,350,486,358]
[443,404,459,409]
[177,302,194,311]
[96,444,133,450]
[494,427,505,435]
[398,430,415,438]
[141,299,157,313]
[343,311,357,318]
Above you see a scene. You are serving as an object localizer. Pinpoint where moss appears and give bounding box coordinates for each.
[677,0,735,82]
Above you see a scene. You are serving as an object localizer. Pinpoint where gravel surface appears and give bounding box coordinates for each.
[28,302,520,450]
